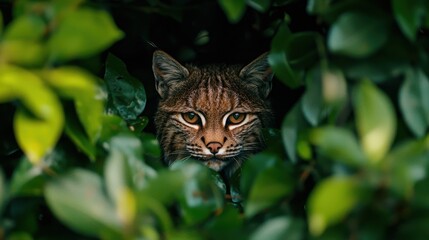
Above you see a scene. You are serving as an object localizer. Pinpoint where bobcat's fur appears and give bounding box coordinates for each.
[153,50,273,176]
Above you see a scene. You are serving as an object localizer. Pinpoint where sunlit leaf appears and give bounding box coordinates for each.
[218,0,246,23]
[308,176,365,236]
[43,67,104,142]
[328,12,389,58]
[392,0,428,41]
[310,127,367,167]
[322,68,347,105]
[0,40,46,66]
[399,68,429,137]
[269,22,303,88]
[48,8,123,62]
[104,53,146,120]
[45,169,121,238]
[0,66,64,165]
[354,80,396,163]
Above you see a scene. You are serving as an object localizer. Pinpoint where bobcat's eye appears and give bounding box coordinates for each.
[227,112,246,125]
[182,112,200,125]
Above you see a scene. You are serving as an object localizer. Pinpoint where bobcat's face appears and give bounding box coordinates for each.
[153,51,272,176]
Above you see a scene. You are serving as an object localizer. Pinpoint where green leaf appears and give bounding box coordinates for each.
[3,15,45,41]
[328,12,390,58]
[218,0,246,23]
[354,80,396,163]
[174,162,224,225]
[48,8,123,62]
[9,158,45,196]
[269,23,303,88]
[45,169,121,238]
[240,152,279,196]
[310,127,367,167]
[308,176,365,236]
[285,32,320,69]
[0,66,64,165]
[244,163,294,217]
[399,68,429,137]
[302,68,325,126]
[250,217,304,240]
[0,40,46,66]
[307,0,331,15]
[104,54,147,120]
[64,108,96,160]
[248,0,271,12]
[281,104,301,163]
[392,0,428,41]
[43,67,104,142]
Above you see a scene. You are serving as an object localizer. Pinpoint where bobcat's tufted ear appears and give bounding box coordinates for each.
[152,50,189,98]
[239,52,273,98]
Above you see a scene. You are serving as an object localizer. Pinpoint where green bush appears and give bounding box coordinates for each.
[1,0,429,239]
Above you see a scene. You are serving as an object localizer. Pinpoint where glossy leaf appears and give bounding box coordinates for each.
[45,169,121,238]
[354,80,396,163]
[308,176,364,236]
[43,67,104,142]
[392,0,428,41]
[104,54,147,120]
[328,12,389,58]
[0,66,64,165]
[218,0,246,23]
[399,68,429,137]
[48,8,123,62]
[245,163,294,217]
[311,127,367,167]
[269,23,302,88]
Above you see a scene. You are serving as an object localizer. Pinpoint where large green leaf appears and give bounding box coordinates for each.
[328,12,390,58]
[104,54,146,121]
[48,7,123,62]
[269,23,303,88]
[392,0,428,41]
[218,0,246,23]
[399,68,429,137]
[354,80,396,163]
[244,163,294,217]
[302,68,325,126]
[45,169,121,238]
[310,127,367,167]
[0,40,46,66]
[0,66,64,165]
[43,67,104,142]
[308,176,365,236]
[3,14,45,41]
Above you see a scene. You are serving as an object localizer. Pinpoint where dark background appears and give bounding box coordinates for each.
[106,0,317,132]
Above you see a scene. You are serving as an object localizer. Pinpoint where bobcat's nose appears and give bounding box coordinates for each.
[207,142,222,154]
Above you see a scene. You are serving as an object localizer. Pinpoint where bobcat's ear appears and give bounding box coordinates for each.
[239,52,273,98]
[152,50,189,98]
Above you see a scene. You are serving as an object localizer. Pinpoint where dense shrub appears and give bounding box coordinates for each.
[0,0,428,239]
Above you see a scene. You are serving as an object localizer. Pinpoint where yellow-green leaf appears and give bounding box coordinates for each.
[0,66,64,164]
[48,8,124,62]
[354,80,396,163]
[308,176,364,236]
[43,67,104,142]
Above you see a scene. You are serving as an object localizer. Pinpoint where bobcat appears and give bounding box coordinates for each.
[153,50,273,177]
